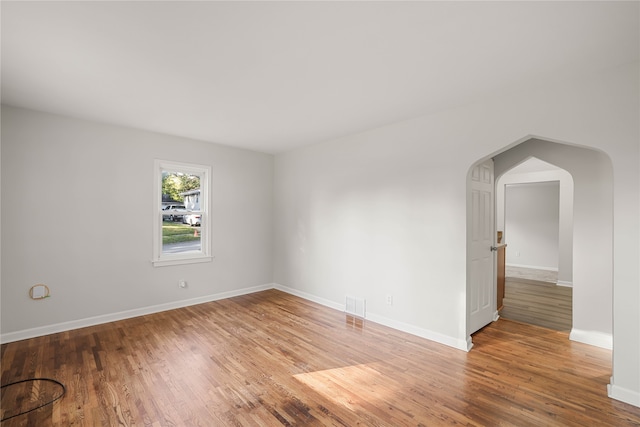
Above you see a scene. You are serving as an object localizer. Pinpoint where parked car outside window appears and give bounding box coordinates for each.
[183,214,201,226]
[162,204,186,221]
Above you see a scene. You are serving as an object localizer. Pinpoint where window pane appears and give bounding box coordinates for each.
[162,219,201,254]
[161,170,202,254]
[161,170,201,208]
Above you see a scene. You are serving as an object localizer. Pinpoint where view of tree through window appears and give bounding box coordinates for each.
[162,172,200,203]
[161,170,201,254]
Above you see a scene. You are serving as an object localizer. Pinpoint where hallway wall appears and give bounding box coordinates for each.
[504,181,560,270]
[496,167,574,285]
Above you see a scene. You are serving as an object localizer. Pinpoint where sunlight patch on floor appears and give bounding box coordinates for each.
[293,363,393,410]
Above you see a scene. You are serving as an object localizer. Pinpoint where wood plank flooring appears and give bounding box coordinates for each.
[500,279,573,331]
[2,289,639,426]
[500,266,572,331]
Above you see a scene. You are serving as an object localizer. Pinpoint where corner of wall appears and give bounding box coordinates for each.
[608,378,640,407]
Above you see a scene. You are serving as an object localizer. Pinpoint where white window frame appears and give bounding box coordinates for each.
[153,159,212,267]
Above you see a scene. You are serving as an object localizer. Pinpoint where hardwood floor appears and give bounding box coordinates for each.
[501,267,572,331]
[500,279,573,331]
[2,289,639,426]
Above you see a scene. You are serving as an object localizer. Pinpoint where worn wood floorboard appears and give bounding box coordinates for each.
[2,289,639,426]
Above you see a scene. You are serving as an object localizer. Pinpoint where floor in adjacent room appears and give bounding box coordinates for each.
[501,266,572,331]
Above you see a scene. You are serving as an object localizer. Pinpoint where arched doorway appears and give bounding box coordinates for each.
[466,137,613,349]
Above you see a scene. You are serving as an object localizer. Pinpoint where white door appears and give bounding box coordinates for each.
[469,160,495,334]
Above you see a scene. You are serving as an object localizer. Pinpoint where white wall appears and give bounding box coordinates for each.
[1,106,274,340]
[273,62,639,405]
[496,166,574,285]
[504,182,560,270]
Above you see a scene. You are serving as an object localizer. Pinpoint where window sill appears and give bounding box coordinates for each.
[152,255,213,267]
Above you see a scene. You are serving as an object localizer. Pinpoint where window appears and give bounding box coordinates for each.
[153,160,211,267]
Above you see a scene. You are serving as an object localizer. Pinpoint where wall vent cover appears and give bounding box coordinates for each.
[345,296,366,318]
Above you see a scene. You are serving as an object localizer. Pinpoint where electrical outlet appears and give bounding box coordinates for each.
[178,280,187,288]
[386,295,393,306]
[515,251,520,257]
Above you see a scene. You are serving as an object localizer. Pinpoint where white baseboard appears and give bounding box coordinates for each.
[569,328,612,350]
[365,312,470,351]
[1,282,499,354]
[608,378,640,407]
[465,335,474,351]
[505,263,558,272]
[273,283,468,352]
[0,283,274,344]
[273,283,345,312]
[556,280,573,287]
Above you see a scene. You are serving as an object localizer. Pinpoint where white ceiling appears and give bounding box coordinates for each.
[2,1,638,154]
